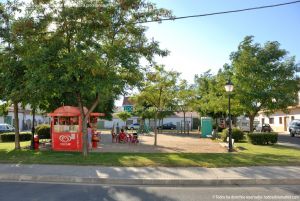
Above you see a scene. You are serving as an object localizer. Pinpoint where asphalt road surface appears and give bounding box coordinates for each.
[278,133,300,148]
[0,182,299,201]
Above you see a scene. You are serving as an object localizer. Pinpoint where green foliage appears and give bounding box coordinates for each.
[0,0,27,149]
[193,69,242,119]
[21,0,173,106]
[0,101,10,116]
[133,65,179,145]
[177,79,194,112]
[117,111,132,123]
[0,132,31,142]
[247,133,278,145]
[15,0,172,155]
[35,124,51,139]
[231,36,299,131]
[133,65,179,117]
[221,128,245,142]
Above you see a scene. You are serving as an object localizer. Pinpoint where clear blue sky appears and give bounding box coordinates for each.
[145,0,300,82]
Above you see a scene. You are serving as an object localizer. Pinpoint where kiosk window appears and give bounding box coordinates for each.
[54,117,79,133]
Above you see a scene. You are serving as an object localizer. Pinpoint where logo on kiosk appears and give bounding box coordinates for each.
[59,134,75,143]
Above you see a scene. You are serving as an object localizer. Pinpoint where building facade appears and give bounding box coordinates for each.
[257,106,300,132]
[0,104,50,131]
[98,97,200,130]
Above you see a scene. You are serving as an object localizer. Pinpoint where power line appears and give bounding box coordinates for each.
[141,0,300,23]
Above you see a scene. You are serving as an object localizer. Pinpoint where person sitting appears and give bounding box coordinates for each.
[132,133,139,143]
[118,129,127,143]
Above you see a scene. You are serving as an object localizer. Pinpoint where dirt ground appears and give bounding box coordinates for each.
[93,131,226,153]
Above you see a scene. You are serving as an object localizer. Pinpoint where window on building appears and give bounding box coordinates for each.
[269,118,274,124]
[291,116,295,121]
[279,117,282,124]
[262,118,265,125]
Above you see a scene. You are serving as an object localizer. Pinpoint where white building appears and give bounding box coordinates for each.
[257,106,300,132]
[0,104,50,131]
[257,92,300,132]
[99,111,199,130]
[98,97,199,130]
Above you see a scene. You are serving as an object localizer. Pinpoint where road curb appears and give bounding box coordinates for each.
[1,174,300,186]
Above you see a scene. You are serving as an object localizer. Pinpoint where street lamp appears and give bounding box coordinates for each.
[225,80,234,152]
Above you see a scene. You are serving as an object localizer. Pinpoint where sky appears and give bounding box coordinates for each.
[145,0,300,82]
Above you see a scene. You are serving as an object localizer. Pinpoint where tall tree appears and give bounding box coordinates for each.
[134,66,179,146]
[117,111,132,128]
[130,98,155,128]
[0,0,25,149]
[193,68,242,126]
[231,36,299,131]
[21,0,171,156]
[176,79,194,133]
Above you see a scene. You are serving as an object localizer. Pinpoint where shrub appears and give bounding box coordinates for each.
[247,132,278,145]
[0,132,32,142]
[212,124,217,130]
[36,124,51,139]
[221,127,245,142]
[217,126,225,132]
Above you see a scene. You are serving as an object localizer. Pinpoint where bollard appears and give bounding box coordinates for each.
[34,134,39,150]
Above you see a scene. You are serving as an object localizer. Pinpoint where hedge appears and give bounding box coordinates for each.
[221,127,245,142]
[36,124,51,139]
[0,132,32,142]
[247,132,278,145]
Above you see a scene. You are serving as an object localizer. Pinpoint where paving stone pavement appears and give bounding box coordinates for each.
[0,164,300,186]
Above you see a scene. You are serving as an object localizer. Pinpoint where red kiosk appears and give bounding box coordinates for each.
[49,106,104,151]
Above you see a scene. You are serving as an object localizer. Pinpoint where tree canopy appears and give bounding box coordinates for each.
[231,36,299,131]
[133,65,179,145]
[194,36,299,131]
[6,0,172,155]
[117,111,132,125]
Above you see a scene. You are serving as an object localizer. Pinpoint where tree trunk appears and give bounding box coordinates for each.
[77,95,88,157]
[154,112,158,146]
[82,115,88,156]
[77,93,100,157]
[31,107,36,150]
[158,119,161,134]
[183,111,186,134]
[249,115,255,132]
[13,102,20,150]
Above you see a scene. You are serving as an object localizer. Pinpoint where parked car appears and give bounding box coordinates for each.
[288,119,300,129]
[0,124,15,133]
[288,119,300,137]
[157,122,176,130]
[254,123,272,132]
[128,123,140,130]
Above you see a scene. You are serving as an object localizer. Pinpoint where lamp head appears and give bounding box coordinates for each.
[225,80,234,92]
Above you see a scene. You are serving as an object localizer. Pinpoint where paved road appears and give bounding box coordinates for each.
[0,182,299,201]
[278,133,300,148]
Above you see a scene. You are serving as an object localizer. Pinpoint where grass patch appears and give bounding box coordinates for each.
[1,141,300,167]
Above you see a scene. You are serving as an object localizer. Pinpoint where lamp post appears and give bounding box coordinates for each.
[225,80,234,152]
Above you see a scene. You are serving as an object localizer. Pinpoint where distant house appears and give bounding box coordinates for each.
[122,97,134,113]
[98,97,200,130]
[257,92,300,132]
[257,106,300,132]
[0,104,50,131]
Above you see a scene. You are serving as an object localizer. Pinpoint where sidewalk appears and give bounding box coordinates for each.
[0,164,300,186]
